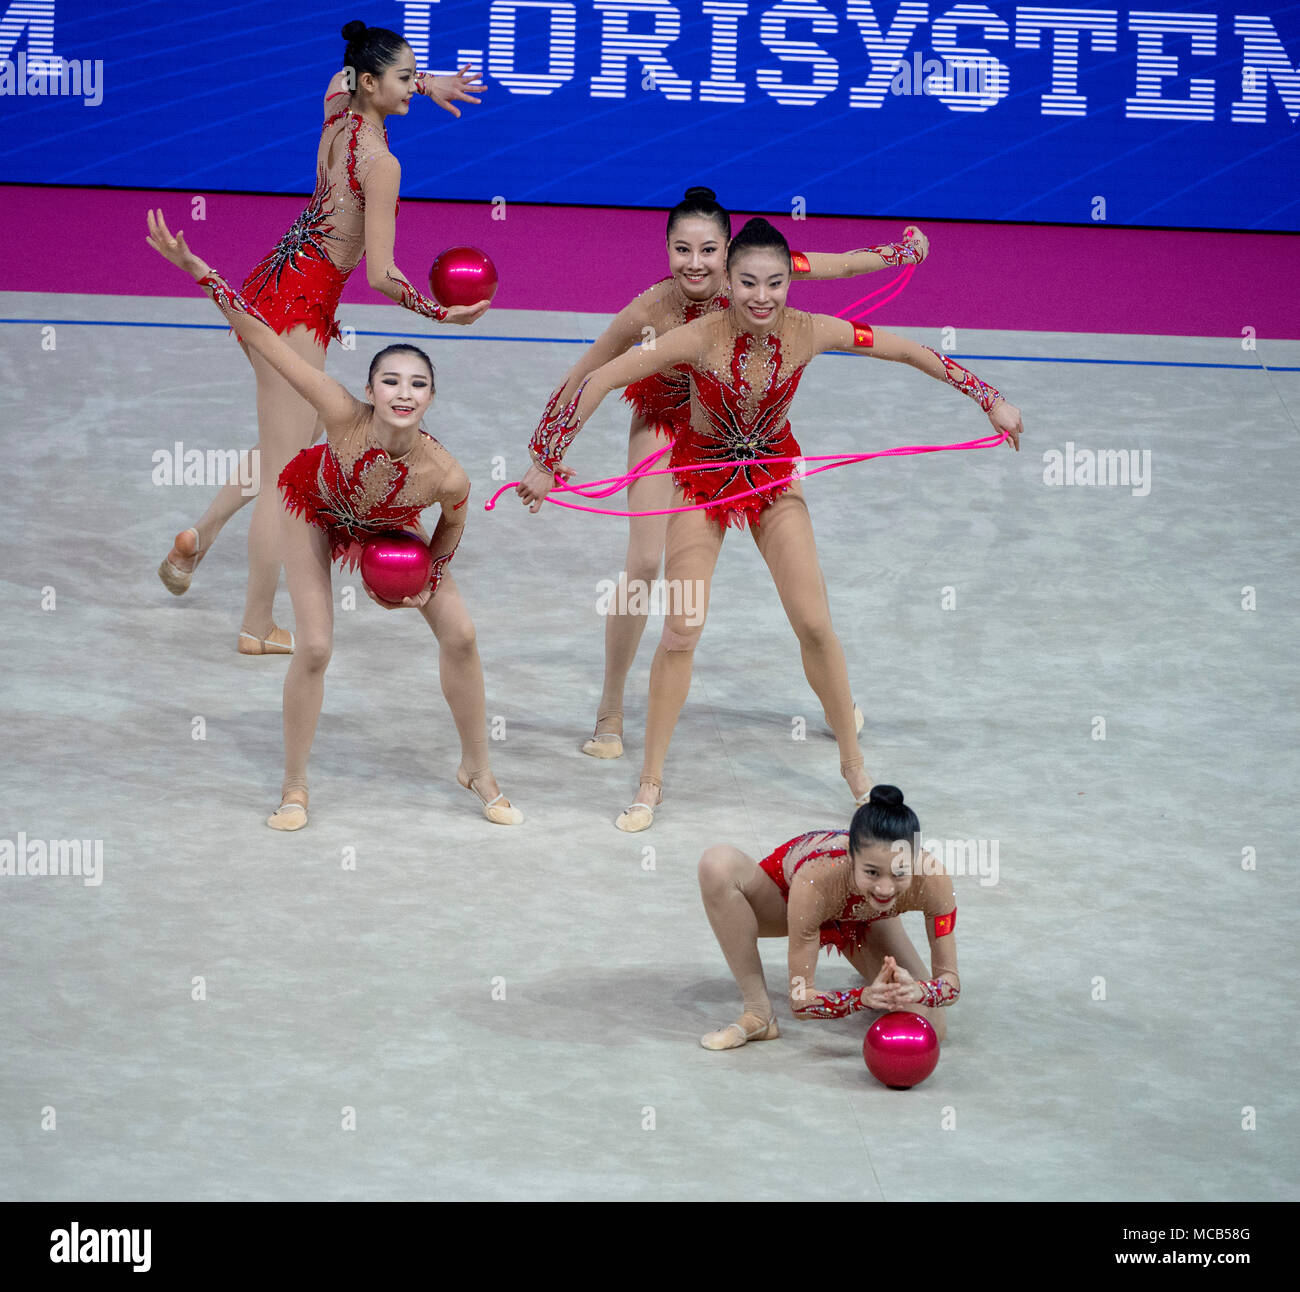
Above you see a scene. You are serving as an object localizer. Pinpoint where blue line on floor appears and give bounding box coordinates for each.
[2,317,1297,371]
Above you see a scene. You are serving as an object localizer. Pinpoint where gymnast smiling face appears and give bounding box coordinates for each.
[727,248,790,333]
[667,215,728,303]
[357,44,419,118]
[850,839,914,912]
[365,351,435,432]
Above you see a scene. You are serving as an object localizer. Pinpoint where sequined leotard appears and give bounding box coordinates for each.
[621,277,729,439]
[670,308,822,529]
[278,414,469,587]
[239,81,449,348]
[759,829,957,959]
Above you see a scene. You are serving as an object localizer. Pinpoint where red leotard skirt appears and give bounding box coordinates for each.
[241,251,349,350]
[759,839,867,959]
[670,418,802,531]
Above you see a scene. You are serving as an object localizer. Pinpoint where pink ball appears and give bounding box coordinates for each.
[360,533,432,603]
[863,1011,940,1089]
[429,246,498,308]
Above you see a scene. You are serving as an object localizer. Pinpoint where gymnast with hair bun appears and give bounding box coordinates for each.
[157,20,489,656]
[146,211,522,832]
[696,785,959,1051]
[523,217,1022,831]
[517,187,928,762]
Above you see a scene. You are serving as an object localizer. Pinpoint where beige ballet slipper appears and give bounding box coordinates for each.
[582,711,624,759]
[266,788,308,831]
[158,528,201,596]
[457,768,524,826]
[700,1013,780,1051]
[238,625,295,655]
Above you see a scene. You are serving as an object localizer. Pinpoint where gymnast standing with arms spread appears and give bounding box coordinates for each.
[520,187,929,759]
[157,20,488,655]
[147,211,521,831]
[696,785,958,1050]
[521,218,1022,831]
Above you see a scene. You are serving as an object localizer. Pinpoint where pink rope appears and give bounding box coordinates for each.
[832,263,915,318]
[486,260,932,518]
[484,432,1008,518]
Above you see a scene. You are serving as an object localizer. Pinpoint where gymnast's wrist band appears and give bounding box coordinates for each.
[918,976,960,1008]
[529,381,587,475]
[793,986,868,1020]
[923,348,1002,413]
[856,237,927,268]
[386,270,449,323]
[197,273,269,328]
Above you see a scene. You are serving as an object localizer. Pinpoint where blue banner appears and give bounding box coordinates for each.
[2,1,1297,229]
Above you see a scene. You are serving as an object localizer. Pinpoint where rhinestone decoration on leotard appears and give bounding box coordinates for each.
[623,278,730,438]
[242,172,346,305]
[670,322,804,526]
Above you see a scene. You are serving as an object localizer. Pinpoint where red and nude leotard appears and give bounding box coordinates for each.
[670,309,829,529]
[760,828,960,1017]
[239,79,447,349]
[278,416,469,595]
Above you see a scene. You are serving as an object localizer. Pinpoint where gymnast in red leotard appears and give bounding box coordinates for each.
[696,785,959,1050]
[522,218,1023,831]
[156,20,489,656]
[516,186,929,760]
[147,211,521,832]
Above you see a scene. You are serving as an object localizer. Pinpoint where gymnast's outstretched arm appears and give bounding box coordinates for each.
[794,225,930,279]
[145,209,363,432]
[813,313,1023,451]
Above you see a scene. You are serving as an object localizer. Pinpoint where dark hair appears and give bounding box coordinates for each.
[725,216,791,272]
[666,186,731,242]
[849,785,920,853]
[367,344,435,388]
[341,21,409,84]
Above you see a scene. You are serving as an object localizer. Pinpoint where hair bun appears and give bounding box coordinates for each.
[869,784,904,808]
[341,20,367,42]
[683,185,716,202]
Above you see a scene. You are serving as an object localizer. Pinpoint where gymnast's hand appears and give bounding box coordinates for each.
[516,462,574,514]
[988,397,1023,451]
[902,225,929,262]
[419,64,486,118]
[145,209,210,280]
[363,583,432,611]
[861,959,902,1011]
[880,959,925,1008]
[442,299,493,326]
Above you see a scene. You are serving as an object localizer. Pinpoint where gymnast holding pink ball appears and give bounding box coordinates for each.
[146,210,522,832]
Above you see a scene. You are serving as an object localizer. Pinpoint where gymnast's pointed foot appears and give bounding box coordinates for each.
[700,1012,779,1050]
[158,527,202,595]
[457,766,524,825]
[581,710,624,759]
[841,757,873,805]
